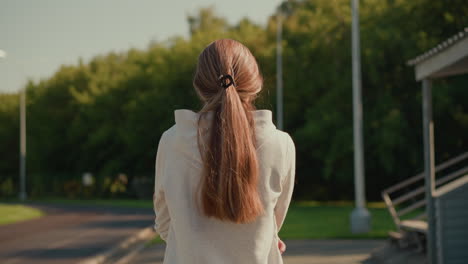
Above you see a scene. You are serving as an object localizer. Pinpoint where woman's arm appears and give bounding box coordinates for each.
[153,132,171,241]
[274,135,296,233]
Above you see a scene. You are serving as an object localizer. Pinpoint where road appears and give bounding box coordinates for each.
[0,202,154,264]
[126,239,386,264]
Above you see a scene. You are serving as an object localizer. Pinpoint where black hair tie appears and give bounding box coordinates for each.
[218,74,235,89]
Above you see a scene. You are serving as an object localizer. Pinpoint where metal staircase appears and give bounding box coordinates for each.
[381,152,468,249]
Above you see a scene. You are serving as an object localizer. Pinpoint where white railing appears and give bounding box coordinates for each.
[381,152,468,231]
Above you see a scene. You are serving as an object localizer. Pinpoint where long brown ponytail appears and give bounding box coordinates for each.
[193,39,264,224]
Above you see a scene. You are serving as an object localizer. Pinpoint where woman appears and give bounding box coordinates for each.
[153,39,296,264]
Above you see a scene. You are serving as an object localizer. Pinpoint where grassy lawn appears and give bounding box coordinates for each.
[0,197,152,208]
[0,204,45,226]
[147,200,398,244]
[147,235,165,245]
[31,198,153,208]
[279,201,395,239]
[6,198,401,241]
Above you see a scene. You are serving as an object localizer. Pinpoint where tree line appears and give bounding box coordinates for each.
[1,0,467,200]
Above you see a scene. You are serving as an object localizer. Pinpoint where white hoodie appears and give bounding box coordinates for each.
[153,109,296,264]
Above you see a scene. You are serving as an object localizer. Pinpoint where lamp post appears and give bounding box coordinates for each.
[19,87,27,201]
[0,49,26,200]
[276,7,284,131]
[350,0,370,233]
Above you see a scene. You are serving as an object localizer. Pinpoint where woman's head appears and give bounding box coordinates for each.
[193,39,263,108]
[194,39,264,224]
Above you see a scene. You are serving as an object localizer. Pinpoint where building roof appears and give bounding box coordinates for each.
[407,28,468,66]
[407,27,468,80]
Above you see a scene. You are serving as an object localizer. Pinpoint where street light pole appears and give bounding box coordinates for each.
[19,88,27,201]
[276,10,284,131]
[350,0,370,233]
[0,50,25,200]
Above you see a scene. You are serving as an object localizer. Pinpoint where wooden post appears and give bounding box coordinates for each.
[422,79,436,263]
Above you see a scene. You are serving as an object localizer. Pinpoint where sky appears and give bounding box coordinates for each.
[0,0,282,93]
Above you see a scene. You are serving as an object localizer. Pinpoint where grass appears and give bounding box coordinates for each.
[3,198,402,240]
[3,197,154,208]
[147,235,165,245]
[0,204,45,226]
[278,201,394,239]
[40,198,153,208]
[148,200,398,244]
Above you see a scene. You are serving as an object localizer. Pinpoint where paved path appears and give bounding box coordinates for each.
[282,240,385,264]
[126,239,386,264]
[0,202,154,264]
[1,202,389,264]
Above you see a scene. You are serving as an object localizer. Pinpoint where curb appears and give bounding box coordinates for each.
[78,226,156,264]
[112,242,148,264]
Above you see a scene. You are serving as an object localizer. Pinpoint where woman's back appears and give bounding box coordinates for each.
[154,109,296,264]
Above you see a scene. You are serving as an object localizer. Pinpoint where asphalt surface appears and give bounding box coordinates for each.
[127,239,386,264]
[0,202,154,264]
[1,202,419,264]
